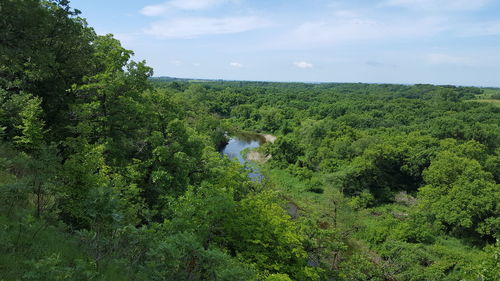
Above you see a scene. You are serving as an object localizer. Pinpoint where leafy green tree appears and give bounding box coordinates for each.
[419,151,499,239]
[139,232,254,281]
[0,0,96,139]
[265,273,294,281]
[24,254,98,281]
[465,241,500,281]
[70,34,153,164]
[269,136,304,167]
[58,143,115,229]
[259,106,285,132]
[136,119,205,213]
[13,93,45,152]
[226,192,317,280]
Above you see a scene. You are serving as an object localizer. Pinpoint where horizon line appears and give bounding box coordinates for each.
[151,76,500,89]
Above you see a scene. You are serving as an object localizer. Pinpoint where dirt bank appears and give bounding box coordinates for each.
[259,134,277,143]
[246,150,271,163]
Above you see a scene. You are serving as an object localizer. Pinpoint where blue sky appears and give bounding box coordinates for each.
[71,0,500,86]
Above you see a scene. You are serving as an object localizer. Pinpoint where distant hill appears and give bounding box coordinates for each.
[150,76,500,89]
[150,76,218,83]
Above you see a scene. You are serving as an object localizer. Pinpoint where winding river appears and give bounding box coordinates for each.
[221,133,302,221]
[221,132,268,180]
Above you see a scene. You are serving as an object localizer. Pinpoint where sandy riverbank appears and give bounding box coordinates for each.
[246,150,271,162]
[260,134,277,143]
[244,133,276,163]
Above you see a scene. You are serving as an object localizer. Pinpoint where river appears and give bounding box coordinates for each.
[220,132,268,180]
[221,133,302,221]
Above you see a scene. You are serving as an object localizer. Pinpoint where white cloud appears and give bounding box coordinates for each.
[272,4,498,50]
[383,0,493,11]
[140,3,170,16]
[426,53,474,65]
[140,0,232,16]
[294,61,313,68]
[283,16,444,48]
[230,62,243,68]
[145,16,269,38]
[170,0,231,10]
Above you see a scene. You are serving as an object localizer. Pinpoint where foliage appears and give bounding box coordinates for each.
[0,1,498,280]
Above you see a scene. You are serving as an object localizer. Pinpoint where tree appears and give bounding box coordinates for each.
[139,232,254,281]
[70,34,153,164]
[13,94,45,152]
[419,151,499,240]
[226,192,317,280]
[0,0,96,140]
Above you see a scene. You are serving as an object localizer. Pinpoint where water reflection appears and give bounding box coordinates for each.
[221,133,265,181]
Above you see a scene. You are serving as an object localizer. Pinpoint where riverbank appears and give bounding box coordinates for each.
[244,133,276,163]
[246,150,271,162]
[259,133,277,143]
[220,132,276,166]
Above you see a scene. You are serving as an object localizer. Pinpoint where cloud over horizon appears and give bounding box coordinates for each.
[294,61,313,69]
[140,0,233,16]
[278,13,446,49]
[383,0,494,11]
[230,62,243,68]
[144,16,269,38]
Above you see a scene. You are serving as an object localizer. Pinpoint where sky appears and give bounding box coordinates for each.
[71,0,500,86]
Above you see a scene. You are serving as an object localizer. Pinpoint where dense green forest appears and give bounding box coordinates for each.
[0,1,499,280]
